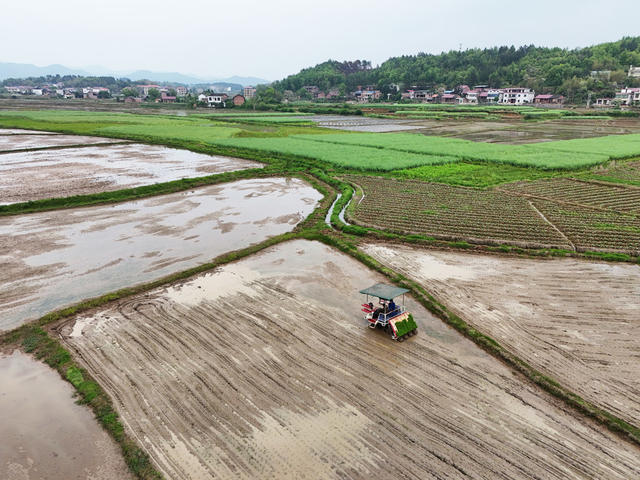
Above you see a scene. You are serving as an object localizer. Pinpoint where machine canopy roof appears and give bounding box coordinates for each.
[359,283,409,301]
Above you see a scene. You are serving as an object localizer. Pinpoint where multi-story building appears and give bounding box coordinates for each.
[243,86,256,99]
[616,87,640,105]
[499,87,535,105]
[628,65,640,78]
[137,84,161,97]
[175,86,188,96]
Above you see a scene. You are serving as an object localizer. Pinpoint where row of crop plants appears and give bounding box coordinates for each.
[532,199,640,254]
[345,175,572,249]
[501,178,640,214]
[347,175,640,255]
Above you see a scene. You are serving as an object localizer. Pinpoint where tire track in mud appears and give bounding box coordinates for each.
[58,240,640,480]
[362,242,640,429]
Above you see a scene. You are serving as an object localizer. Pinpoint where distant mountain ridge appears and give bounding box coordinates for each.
[0,62,269,86]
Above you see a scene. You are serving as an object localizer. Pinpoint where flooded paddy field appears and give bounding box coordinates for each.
[57,240,640,480]
[0,350,131,479]
[362,243,640,426]
[0,178,321,331]
[0,143,263,204]
[0,130,123,152]
[405,117,640,144]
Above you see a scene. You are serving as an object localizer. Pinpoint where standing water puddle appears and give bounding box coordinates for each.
[0,177,322,330]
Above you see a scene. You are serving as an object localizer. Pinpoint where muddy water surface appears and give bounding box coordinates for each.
[59,240,640,480]
[0,133,122,151]
[0,350,131,480]
[0,143,263,204]
[363,242,640,426]
[0,178,321,330]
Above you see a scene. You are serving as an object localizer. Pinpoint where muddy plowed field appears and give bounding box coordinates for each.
[58,240,640,480]
[363,243,640,426]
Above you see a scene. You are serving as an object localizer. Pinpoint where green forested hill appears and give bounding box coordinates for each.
[272,37,640,101]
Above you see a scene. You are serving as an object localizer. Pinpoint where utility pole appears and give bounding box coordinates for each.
[586,91,592,109]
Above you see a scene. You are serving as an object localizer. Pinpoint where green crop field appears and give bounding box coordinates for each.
[215,136,458,170]
[2,108,640,175]
[292,133,612,169]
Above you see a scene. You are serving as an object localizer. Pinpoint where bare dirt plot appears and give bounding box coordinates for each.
[362,242,640,427]
[0,133,123,151]
[0,178,321,331]
[0,350,132,480]
[58,240,640,480]
[0,143,263,204]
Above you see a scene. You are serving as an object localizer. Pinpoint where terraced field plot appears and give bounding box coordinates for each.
[586,158,640,187]
[501,177,640,214]
[0,143,262,204]
[346,175,571,249]
[348,175,640,254]
[58,240,640,480]
[499,178,640,253]
[530,199,640,254]
[362,243,640,427]
[0,178,321,330]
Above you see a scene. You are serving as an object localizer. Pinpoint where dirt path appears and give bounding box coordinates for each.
[0,178,321,331]
[0,350,132,480]
[0,144,263,204]
[362,242,640,427]
[58,240,640,480]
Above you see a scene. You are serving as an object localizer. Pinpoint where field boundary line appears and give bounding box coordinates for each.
[528,200,576,251]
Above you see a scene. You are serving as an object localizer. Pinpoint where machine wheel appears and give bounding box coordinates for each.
[384,324,391,334]
[397,335,405,342]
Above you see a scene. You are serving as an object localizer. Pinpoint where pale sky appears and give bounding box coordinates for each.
[2,0,639,81]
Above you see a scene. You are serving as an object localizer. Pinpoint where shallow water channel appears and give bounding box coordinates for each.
[0,177,321,330]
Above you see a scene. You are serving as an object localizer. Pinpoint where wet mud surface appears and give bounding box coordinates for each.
[0,143,263,204]
[0,178,321,330]
[406,117,640,143]
[0,350,131,480]
[0,133,122,151]
[58,240,640,480]
[363,243,640,426]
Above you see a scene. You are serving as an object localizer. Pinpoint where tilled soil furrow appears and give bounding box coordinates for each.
[58,240,640,479]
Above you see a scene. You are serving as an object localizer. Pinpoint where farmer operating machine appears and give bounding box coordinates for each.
[360,283,418,342]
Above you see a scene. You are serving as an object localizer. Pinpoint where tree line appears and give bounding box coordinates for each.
[270,37,640,103]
